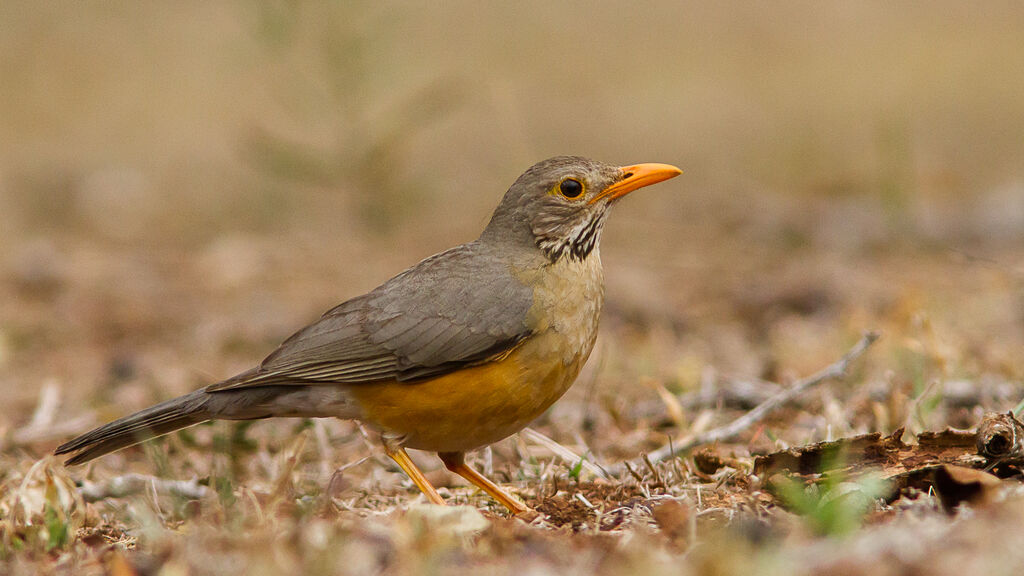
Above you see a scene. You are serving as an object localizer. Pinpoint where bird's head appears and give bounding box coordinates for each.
[481,156,681,262]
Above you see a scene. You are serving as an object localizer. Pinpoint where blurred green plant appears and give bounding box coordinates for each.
[243,0,465,232]
[41,503,70,553]
[768,452,889,537]
[875,116,914,234]
[0,460,82,558]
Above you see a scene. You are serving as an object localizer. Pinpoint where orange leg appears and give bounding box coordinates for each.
[383,441,446,506]
[439,452,530,516]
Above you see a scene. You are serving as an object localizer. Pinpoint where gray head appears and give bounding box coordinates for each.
[480,156,682,262]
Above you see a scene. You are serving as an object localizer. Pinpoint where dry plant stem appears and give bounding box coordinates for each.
[909,379,943,435]
[623,461,644,483]
[79,473,209,503]
[11,381,94,446]
[270,431,307,500]
[613,331,880,473]
[642,453,665,487]
[520,427,610,479]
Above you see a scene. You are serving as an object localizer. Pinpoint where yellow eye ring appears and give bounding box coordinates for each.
[557,178,584,199]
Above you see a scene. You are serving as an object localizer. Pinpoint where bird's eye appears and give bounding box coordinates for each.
[559,178,584,199]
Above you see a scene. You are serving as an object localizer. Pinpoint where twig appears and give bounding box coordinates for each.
[641,453,664,487]
[622,460,644,483]
[79,473,210,503]
[10,381,95,446]
[574,492,596,509]
[904,378,940,435]
[312,420,334,481]
[27,381,60,429]
[651,379,686,428]
[520,427,610,479]
[609,331,880,474]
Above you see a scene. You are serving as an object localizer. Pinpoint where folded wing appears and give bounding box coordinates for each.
[207,243,534,391]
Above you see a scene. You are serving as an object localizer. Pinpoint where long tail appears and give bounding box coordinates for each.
[55,390,211,465]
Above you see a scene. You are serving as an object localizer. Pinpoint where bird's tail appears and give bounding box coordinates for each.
[55,390,211,465]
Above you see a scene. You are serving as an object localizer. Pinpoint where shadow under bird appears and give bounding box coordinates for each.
[56,156,682,515]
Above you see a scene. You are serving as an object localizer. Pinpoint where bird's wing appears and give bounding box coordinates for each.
[206,243,535,391]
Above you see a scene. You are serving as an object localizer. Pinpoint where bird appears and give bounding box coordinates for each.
[55,156,682,516]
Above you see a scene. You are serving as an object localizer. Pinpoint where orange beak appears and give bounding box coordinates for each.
[590,163,682,204]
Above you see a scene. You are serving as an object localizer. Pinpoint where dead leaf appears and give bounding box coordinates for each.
[932,464,1002,513]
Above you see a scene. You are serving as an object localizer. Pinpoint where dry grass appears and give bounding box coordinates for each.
[2,2,1024,574]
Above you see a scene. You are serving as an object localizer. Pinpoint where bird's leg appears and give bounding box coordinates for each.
[382,438,445,506]
[439,451,531,516]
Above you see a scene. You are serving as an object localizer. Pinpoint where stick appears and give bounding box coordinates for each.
[520,427,611,480]
[609,331,880,474]
[79,473,210,503]
[10,381,95,446]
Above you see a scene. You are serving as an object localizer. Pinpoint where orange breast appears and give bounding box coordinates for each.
[349,330,590,453]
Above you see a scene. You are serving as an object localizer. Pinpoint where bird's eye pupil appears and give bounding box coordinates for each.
[560,179,583,198]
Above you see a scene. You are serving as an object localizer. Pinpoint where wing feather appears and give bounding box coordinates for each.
[206,242,535,392]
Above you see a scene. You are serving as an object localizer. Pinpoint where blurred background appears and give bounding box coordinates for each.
[1,1,1023,451]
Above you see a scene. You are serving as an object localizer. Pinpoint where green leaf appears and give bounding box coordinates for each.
[43,503,70,552]
[569,458,585,481]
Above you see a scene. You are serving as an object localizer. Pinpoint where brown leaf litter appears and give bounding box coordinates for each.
[752,411,1024,511]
